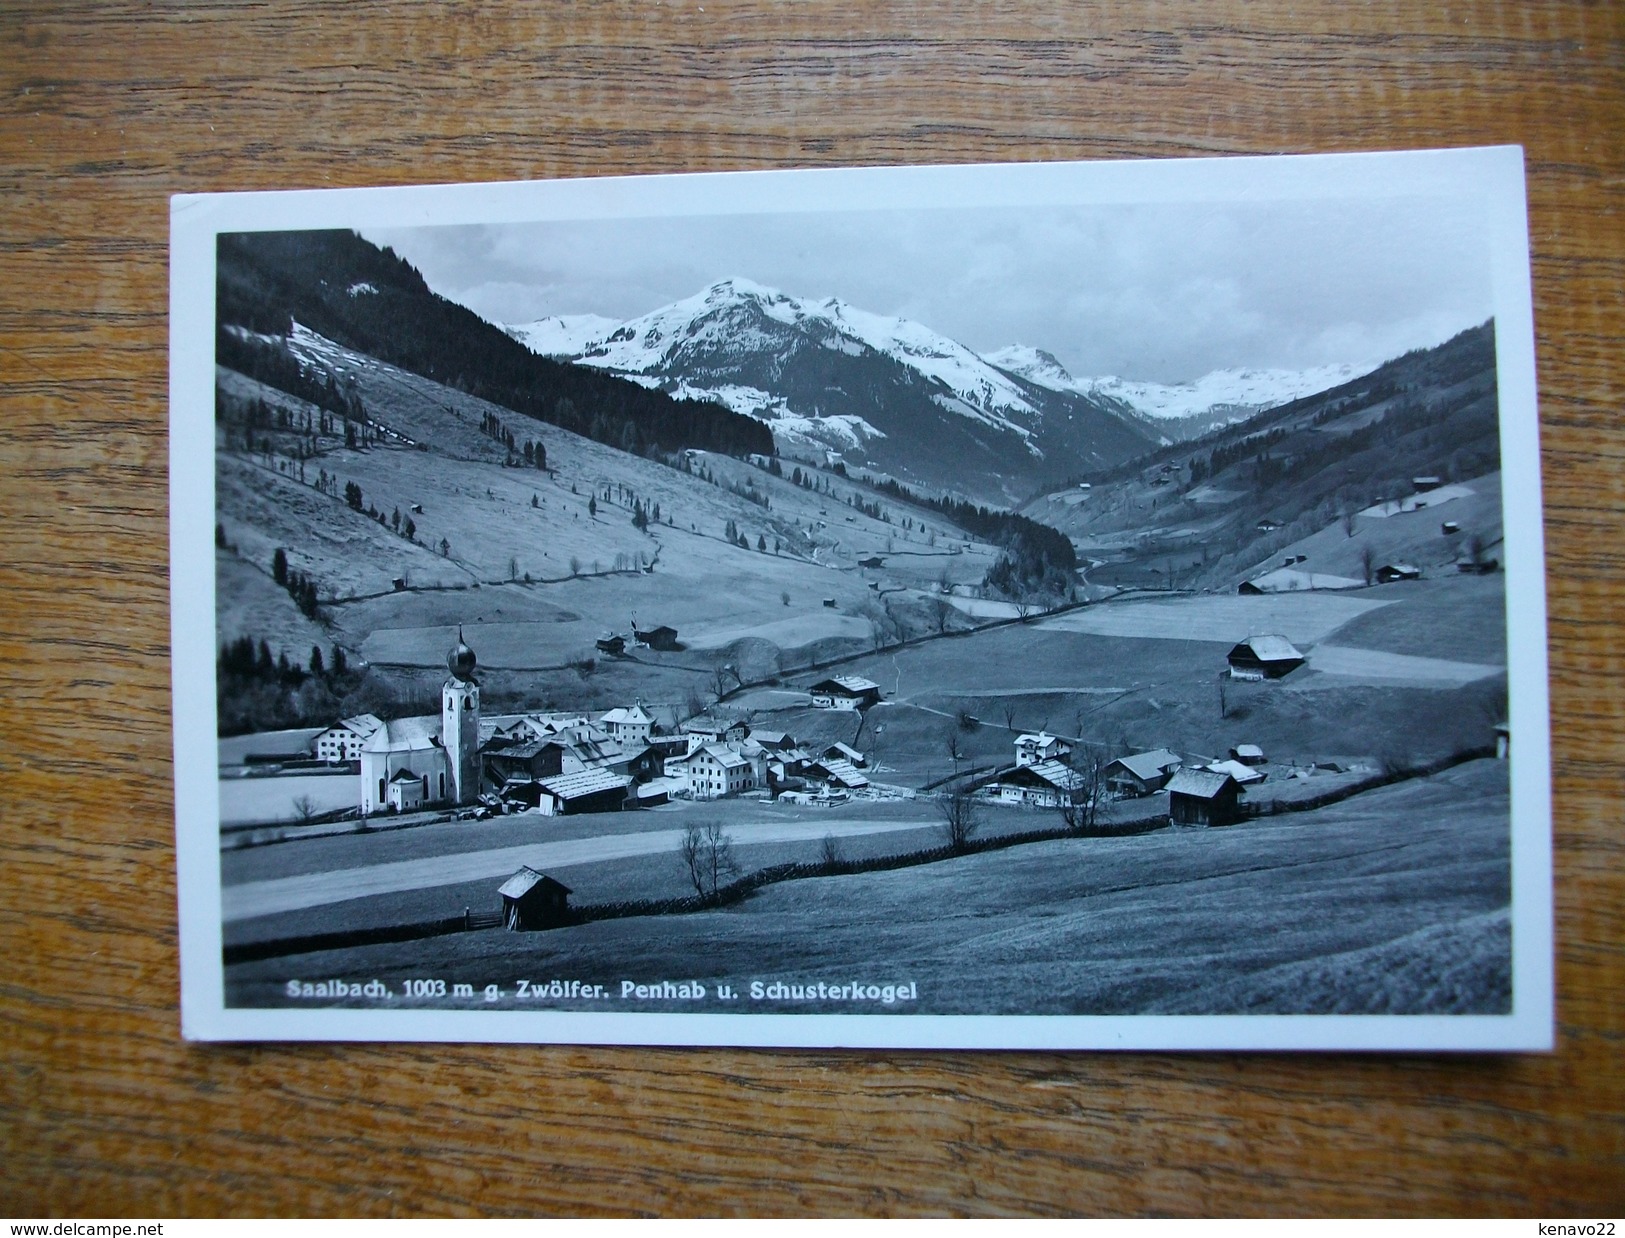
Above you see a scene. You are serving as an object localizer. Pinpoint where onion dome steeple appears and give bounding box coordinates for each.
[446,624,477,681]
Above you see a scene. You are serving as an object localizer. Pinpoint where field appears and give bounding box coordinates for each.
[225,759,1511,1015]
[219,771,360,826]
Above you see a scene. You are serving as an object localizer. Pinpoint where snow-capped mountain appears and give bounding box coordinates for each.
[985,345,1375,442]
[505,278,1152,502]
[505,313,621,358]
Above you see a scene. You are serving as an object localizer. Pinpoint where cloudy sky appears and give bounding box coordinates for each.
[362,193,1491,384]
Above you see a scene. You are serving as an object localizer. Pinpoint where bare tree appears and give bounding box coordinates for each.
[1056,755,1110,834]
[943,726,965,776]
[291,794,318,824]
[1359,543,1375,586]
[819,832,842,871]
[938,783,980,854]
[680,822,739,901]
[930,594,952,634]
[683,686,709,721]
[1002,702,1019,734]
[711,660,739,701]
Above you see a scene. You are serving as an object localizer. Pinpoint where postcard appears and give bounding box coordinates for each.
[171,147,1552,1048]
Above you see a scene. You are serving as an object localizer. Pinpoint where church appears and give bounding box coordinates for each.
[358,628,482,815]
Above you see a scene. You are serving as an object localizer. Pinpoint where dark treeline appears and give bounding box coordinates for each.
[216,327,366,422]
[216,230,774,460]
[866,475,1077,575]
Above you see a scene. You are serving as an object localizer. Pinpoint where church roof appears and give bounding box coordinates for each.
[360,715,442,753]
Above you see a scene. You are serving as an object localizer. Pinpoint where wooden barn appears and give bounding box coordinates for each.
[1226,634,1305,680]
[1375,563,1422,583]
[1166,769,1242,827]
[1103,749,1183,798]
[633,623,680,651]
[536,768,631,816]
[498,867,572,931]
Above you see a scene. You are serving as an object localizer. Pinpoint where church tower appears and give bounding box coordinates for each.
[441,626,481,806]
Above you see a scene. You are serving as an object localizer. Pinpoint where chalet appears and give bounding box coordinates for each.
[498,867,572,931]
[989,759,1085,808]
[1014,732,1071,768]
[810,675,881,710]
[313,713,383,763]
[598,703,653,746]
[805,758,869,791]
[1229,743,1266,766]
[1227,634,1305,680]
[823,741,866,768]
[684,744,756,799]
[1103,749,1183,798]
[1166,768,1242,827]
[483,735,566,785]
[1375,563,1422,584]
[595,633,626,656]
[536,768,631,816]
[633,623,680,651]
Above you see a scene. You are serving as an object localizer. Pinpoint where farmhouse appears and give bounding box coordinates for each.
[681,715,747,748]
[1375,563,1422,583]
[1166,768,1242,827]
[595,633,626,656]
[312,713,382,763]
[1104,749,1183,798]
[598,703,653,746]
[809,675,882,710]
[684,744,756,799]
[1014,731,1071,767]
[498,867,572,931]
[535,768,631,816]
[359,630,482,815]
[989,759,1085,808]
[1227,635,1305,680]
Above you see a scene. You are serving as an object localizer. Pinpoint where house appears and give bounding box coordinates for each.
[1166,769,1242,827]
[598,703,654,747]
[681,715,747,748]
[632,623,680,651]
[989,759,1085,808]
[750,729,798,752]
[1227,634,1305,680]
[1229,743,1266,766]
[1103,749,1184,798]
[805,758,869,791]
[482,735,567,786]
[1014,732,1071,768]
[595,633,626,656]
[535,768,631,816]
[498,867,572,931]
[1375,563,1422,583]
[809,675,882,710]
[823,598,838,608]
[312,713,383,763]
[823,741,866,768]
[684,744,756,799]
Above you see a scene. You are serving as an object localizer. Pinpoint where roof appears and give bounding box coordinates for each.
[498,866,572,900]
[750,729,792,748]
[693,744,748,769]
[1166,768,1238,799]
[1204,759,1265,784]
[1379,562,1422,575]
[811,758,869,788]
[1231,634,1304,663]
[811,675,880,695]
[599,705,653,726]
[1016,731,1064,747]
[1109,749,1183,781]
[539,768,632,800]
[682,715,736,734]
[825,742,864,762]
[1232,744,1265,759]
[321,713,382,740]
[1003,759,1085,792]
[387,769,422,783]
[360,715,441,753]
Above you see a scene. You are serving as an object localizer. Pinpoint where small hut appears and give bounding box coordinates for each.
[498,867,572,931]
[1166,769,1242,827]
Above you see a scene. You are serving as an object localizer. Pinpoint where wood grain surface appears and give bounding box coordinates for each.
[2,0,1621,1217]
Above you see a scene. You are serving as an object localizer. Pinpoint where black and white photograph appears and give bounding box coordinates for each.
[170,148,1551,1048]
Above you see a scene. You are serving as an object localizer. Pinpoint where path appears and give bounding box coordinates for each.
[222,815,932,923]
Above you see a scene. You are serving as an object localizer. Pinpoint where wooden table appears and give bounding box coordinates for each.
[2,1,1620,1216]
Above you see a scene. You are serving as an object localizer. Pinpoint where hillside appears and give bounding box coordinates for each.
[1025,322,1501,590]
[215,229,774,460]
